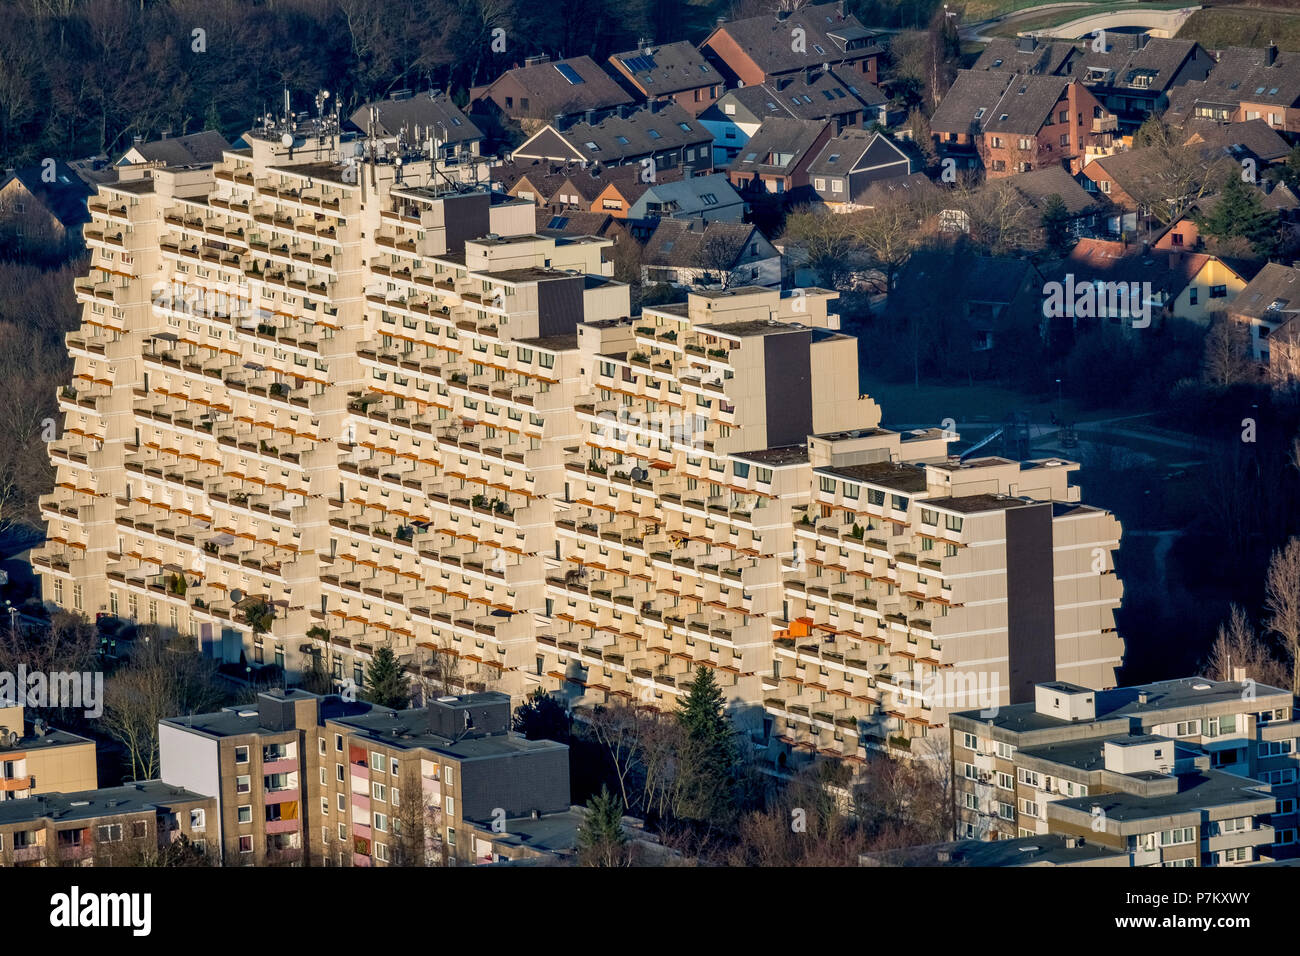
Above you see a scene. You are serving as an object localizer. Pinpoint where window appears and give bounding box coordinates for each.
[337,763,345,782]
[335,734,343,752]
[374,812,388,832]
[1159,827,1195,846]
[371,752,387,774]
[1260,740,1294,758]
[234,745,249,764]
[238,805,252,824]
[1174,720,1202,737]
[997,771,1014,790]
[322,797,330,816]
[996,741,1015,760]
[375,842,389,863]
[1019,769,1041,788]
[373,782,387,802]
[97,824,122,842]
[962,732,979,750]
[190,809,205,831]
[235,775,251,794]
[446,795,455,816]
[445,767,454,787]
[1019,799,1040,819]
[318,737,327,755]
[239,835,253,854]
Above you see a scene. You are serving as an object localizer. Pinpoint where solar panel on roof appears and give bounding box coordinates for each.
[548,216,569,229]
[554,63,585,85]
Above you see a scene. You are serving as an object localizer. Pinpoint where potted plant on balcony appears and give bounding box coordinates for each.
[240,600,275,635]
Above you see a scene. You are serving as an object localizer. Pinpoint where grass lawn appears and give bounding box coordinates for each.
[1176,5,1300,50]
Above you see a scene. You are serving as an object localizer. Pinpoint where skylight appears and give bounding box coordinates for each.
[678,122,692,131]
[554,63,585,85]
[647,128,661,139]
[585,141,600,151]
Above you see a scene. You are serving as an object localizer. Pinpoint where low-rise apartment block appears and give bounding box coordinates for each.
[952,678,1299,864]
[0,780,214,867]
[0,705,98,798]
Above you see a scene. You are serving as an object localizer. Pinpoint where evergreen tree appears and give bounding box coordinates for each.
[1199,175,1280,259]
[512,688,571,741]
[1040,194,1072,256]
[577,785,629,867]
[363,646,410,709]
[676,666,739,827]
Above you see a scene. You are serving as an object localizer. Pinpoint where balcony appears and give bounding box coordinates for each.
[1091,115,1118,133]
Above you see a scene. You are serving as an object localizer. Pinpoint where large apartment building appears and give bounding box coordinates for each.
[951,678,1299,864]
[35,107,1125,772]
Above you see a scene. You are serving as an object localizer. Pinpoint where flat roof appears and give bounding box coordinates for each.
[0,781,210,827]
[821,461,928,493]
[327,708,567,761]
[1051,770,1275,823]
[861,833,1127,867]
[696,319,806,338]
[733,445,809,466]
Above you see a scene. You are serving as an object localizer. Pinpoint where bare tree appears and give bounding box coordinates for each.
[1204,604,1290,689]
[1202,314,1253,388]
[1264,537,1300,695]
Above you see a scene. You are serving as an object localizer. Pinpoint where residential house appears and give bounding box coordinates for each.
[349,91,484,170]
[0,705,98,798]
[640,218,780,288]
[726,117,832,200]
[0,162,92,256]
[807,129,912,209]
[700,68,885,166]
[470,55,634,132]
[1227,261,1300,362]
[972,35,1079,77]
[930,71,1115,178]
[117,130,231,167]
[607,40,724,116]
[513,101,713,174]
[1166,45,1300,133]
[1181,117,1291,168]
[700,2,883,89]
[891,250,1044,352]
[1069,34,1213,130]
[626,172,745,226]
[1000,164,1106,236]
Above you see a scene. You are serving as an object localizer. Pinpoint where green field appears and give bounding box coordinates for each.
[1176,5,1300,50]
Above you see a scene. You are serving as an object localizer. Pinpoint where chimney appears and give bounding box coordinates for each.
[1268,43,1279,67]
[1065,836,1077,848]
[1232,665,1248,682]
[1018,35,1036,54]
[1137,690,1149,704]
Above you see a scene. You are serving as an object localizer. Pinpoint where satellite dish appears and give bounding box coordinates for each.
[230,588,244,603]
[630,467,648,481]
[281,133,294,147]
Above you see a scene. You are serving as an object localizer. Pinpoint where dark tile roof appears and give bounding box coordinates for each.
[1230,261,1300,321]
[998,164,1100,215]
[1,162,92,228]
[527,102,711,164]
[349,91,482,145]
[123,130,230,167]
[1182,118,1291,163]
[641,218,761,268]
[706,2,882,77]
[972,36,1077,76]
[1169,46,1300,117]
[534,207,615,237]
[1048,238,1229,297]
[929,70,1019,136]
[855,170,939,207]
[1070,35,1202,94]
[732,117,828,175]
[609,41,719,95]
[477,56,635,118]
[894,249,1037,308]
[807,128,908,177]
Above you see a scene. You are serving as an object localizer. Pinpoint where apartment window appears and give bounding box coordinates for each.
[962,732,978,750]
[1221,847,1251,863]
[235,775,251,794]
[997,772,1014,790]
[238,805,252,824]
[998,802,1016,821]
[239,835,253,854]
[996,741,1015,760]
[338,793,346,812]
[339,823,348,840]
[234,745,249,764]
[1277,798,1297,815]
[1018,769,1041,788]
[447,828,456,847]
[1019,799,1040,819]
[390,759,398,777]
[446,796,455,816]
[190,809,205,831]
[318,737,327,755]
[97,824,122,843]
[322,797,330,816]
[1159,827,1195,846]
[374,812,388,832]
[1261,769,1299,785]
[132,821,147,839]
[1260,740,1294,758]
[373,782,387,802]
[445,767,454,787]
[371,752,387,774]
[1173,720,1202,737]
[335,734,343,752]
[1274,829,1297,846]
[375,842,390,863]
[336,763,345,782]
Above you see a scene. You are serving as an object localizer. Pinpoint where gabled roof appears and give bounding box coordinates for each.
[1170,46,1300,116]
[0,162,92,228]
[732,118,828,175]
[999,164,1100,215]
[349,91,482,145]
[121,130,231,167]
[1230,261,1300,321]
[806,128,910,178]
[1051,237,1234,298]
[492,160,583,202]
[856,170,940,207]
[1181,118,1290,164]
[474,56,634,118]
[515,102,711,164]
[635,172,743,215]
[608,41,718,95]
[703,2,883,77]
[534,207,615,237]
[929,70,1020,136]
[1069,35,1202,94]
[705,67,882,128]
[641,218,765,268]
[972,36,1077,76]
